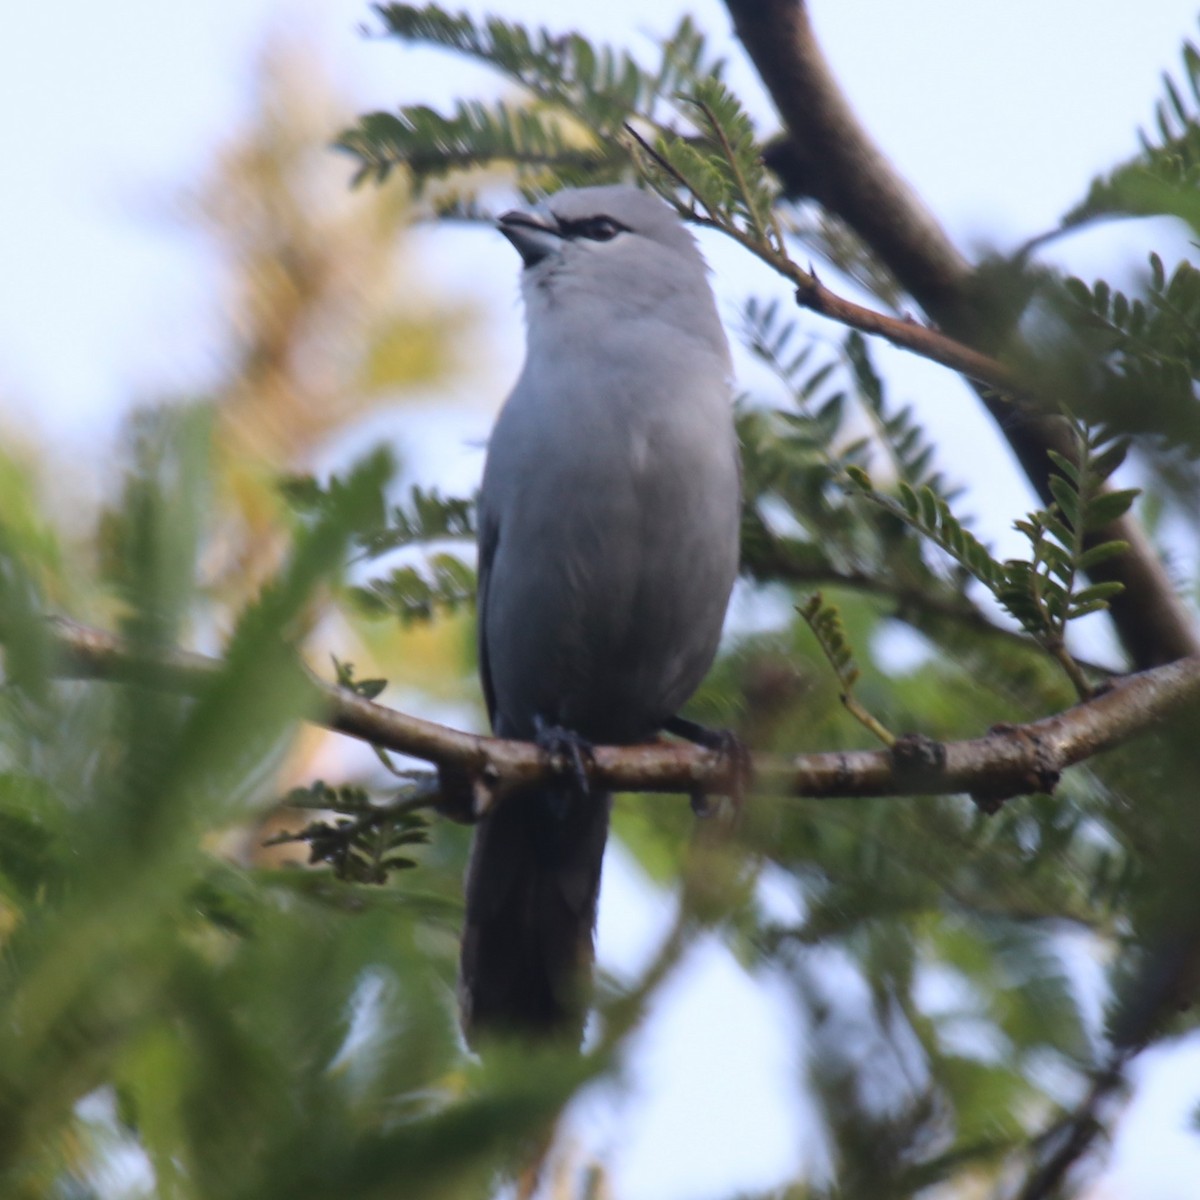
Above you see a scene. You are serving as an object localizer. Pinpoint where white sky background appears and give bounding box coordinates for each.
[4,2,1200,1197]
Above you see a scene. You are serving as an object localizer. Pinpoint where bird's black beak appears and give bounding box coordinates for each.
[497,210,562,268]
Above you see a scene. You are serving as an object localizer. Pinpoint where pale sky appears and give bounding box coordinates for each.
[3,3,1200,1197]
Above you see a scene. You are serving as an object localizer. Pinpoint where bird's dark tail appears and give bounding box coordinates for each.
[460,785,611,1046]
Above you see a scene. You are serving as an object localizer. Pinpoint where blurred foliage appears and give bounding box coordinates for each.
[5,6,1200,1200]
[0,418,534,1200]
[184,39,476,604]
[1031,32,1200,509]
[340,7,721,195]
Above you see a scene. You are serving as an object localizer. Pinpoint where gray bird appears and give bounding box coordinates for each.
[460,184,741,1044]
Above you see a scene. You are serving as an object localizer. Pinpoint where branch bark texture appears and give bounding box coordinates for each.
[49,618,1200,808]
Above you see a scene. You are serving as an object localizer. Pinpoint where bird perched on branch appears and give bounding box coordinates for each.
[460,184,741,1045]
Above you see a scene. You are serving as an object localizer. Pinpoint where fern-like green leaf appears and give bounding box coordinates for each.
[338,101,618,189]
[274,779,432,884]
[352,553,476,623]
[798,593,897,745]
[344,7,727,189]
[358,486,476,557]
[1066,30,1200,229]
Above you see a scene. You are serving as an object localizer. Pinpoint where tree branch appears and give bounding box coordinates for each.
[1016,1050,1130,1200]
[625,122,1018,393]
[699,210,1020,393]
[722,0,1200,668]
[46,617,1200,809]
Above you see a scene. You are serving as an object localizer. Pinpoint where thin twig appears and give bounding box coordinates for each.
[788,260,1019,392]
[625,122,1019,393]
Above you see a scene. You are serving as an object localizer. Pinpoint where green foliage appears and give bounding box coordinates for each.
[842,422,1136,691]
[798,592,860,693]
[1066,27,1200,229]
[843,332,958,500]
[737,298,996,666]
[330,653,389,701]
[741,298,955,504]
[1056,255,1200,457]
[340,101,618,189]
[284,478,479,625]
[0,412,595,1198]
[633,75,781,251]
[351,552,476,623]
[349,484,479,621]
[278,467,390,540]
[340,6,722,190]
[1037,29,1200,498]
[357,485,476,556]
[738,779,1107,1196]
[797,591,896,746]
[271,780,431,883]
[371,2,717,123]
[342,3,780,265]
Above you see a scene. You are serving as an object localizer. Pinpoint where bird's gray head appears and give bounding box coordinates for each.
[497,185,721,342]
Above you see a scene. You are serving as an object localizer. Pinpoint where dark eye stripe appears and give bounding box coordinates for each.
[557,215,628,242]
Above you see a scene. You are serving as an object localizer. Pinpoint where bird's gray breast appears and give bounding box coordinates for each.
[478,335,739,745]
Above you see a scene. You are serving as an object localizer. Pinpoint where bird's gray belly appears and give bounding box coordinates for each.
[483,445,737,745]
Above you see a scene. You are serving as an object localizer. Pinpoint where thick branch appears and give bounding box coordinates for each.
[723,0,1200,668]
[47,618,1200,806]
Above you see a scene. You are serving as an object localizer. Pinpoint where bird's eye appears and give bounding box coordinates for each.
[560,215,626,242]
[584,217,622,241]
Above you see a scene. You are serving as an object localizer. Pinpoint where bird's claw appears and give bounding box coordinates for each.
[663,717,751,818]
[533,717,595,798]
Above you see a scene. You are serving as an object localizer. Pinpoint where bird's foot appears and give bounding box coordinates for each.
[533,717,595,799]
[662,714,729,752]
[662,715,751,817]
